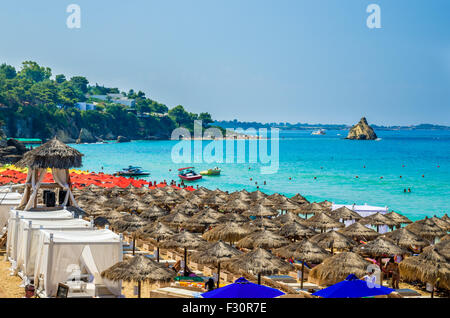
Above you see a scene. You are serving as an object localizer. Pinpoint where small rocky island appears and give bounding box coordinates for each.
[0,129,29,164]
[346,117,378,140]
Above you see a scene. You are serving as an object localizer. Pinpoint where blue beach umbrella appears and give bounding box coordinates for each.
[201,277,285,298]
[312,274,395,298]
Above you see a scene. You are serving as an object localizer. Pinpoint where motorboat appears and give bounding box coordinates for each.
[178,167,202,181]
[114,166,150,177]
[200,167,221,176]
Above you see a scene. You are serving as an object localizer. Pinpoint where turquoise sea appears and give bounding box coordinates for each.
[71,129,450,221]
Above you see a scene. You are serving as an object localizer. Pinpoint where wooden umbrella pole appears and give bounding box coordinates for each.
[132,234,136,255]
[184,247,188,276]
[157,238,160,262]
[138,280,141,298]
[217,262,221,289]
[301,260,305,290]
[257,273,261,285]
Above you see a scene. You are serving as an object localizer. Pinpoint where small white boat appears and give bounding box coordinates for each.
[311,129,326,135]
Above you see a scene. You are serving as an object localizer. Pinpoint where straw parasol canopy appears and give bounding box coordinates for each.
[274,212,304,225]
[329,206,362,221]
[223,199,251,213]
[245,217,279,230]
[217,213,248,224]
[298,202,327,216]
[140,205,169,220]
[382,228,430,250]
[112,214,147,234]
[202,194,226,207]
[385,211,412,226]
[405,218,447,242]
[202,222,252,244]
[318,200,332,208]
[338,221,380,242]
[434,239,450,259]
[158,211,190,228]
[355,237,409,257]
[236,230,290,249]
[308,252,370,286]
[15,137,83,169]
[441,234,450,242]
[277,222,317,240]
[309,230,356,253]
[442,214,450,222]
[399,246,450,290]
[290,193,309,205]
[427,216,450,231]
[273,240,330,289]
[304,212,344,232]
[190,240,242,288]
[249,190,268,201]
[229,191,252,203]
[138,222,175,242]
[101,255,175,298]
[243,204,278,217]
[359,212,397,231]
[224,248,293,284]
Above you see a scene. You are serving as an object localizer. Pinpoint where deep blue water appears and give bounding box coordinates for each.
[72,129,450,221]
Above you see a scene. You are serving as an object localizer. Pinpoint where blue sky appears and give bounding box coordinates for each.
[1,0,449,125]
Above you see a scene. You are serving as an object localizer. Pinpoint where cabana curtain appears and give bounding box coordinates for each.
[52,168,78,208]
[21,168,46,211]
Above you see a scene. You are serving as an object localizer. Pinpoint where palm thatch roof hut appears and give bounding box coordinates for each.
[308,252,370,286]
[224,248,294,284]
[399,246,450,292]
[236,230,289,249]
[329,206,362,222]
[190,241,242,288]
[338,221,380,242]
[15,137,83,210]
[277,222,316,241]
[382,228,430,250]
[202,222,252,244]
[304,212,344,232]
[309,230,356,253]
[101,255,175,298]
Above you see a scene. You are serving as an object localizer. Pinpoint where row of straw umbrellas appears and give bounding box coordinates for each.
[71,185,450,297]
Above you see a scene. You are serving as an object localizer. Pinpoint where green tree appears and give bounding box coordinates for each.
[55,74,66,84]
[0,63,16,79]
[18,61,51,82]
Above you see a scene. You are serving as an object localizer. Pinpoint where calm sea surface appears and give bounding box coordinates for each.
[71,129,450,221]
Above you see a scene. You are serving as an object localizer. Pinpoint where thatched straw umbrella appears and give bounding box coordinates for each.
[101,255,175,298]
[190,241,242,288]
[399,246,450,295]
[16,137,83,169]
[158,211,190,230]
[159,231,206,276]
[137,222,175,262]
[182,193,204,207]
[441,234,450,242]
[140,205,168,221]
[274,212,304,225]
[236,230,289,250]
[202,222,252,244]
[279,199,301,212]
[224,248,293,284]
[355,237,409,258]
[112,214,147,255]
[229,191,252,203]
[434,239,450,259]
[329,206,362,222]
[223,199,251,213]
[182,208,221,232]
[243,204,278,217]
[385,211,412,228]
[257,197,277,207]
[359,213,397,232]
[245,217,279,230]
[382,228,430,251]
[274,240,330,289]
[277,222,317,241]
[202,194,226,208]
[338,222,380,242]
[309,230,356,254]
[217,213,248,224]
[442,214,450,222]
[298,202,326,218]
[308,252,370,286]
[304,212,344,232]
[290,193,309,206]
[318,200,332,209]
[171,200,199,216]
[405,217,447,243]
[428,216,450,232]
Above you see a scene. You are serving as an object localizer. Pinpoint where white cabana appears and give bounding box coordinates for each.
[332,203,390,233]
[33,229,123,298]
[0,185,22,231]
[6,208,74,263]
[15,218,93,280]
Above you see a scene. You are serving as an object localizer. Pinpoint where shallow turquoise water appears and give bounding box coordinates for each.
[71,130,450,221]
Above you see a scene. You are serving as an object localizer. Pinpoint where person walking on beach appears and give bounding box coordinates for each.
[205,278,215,292]
[386,259,400,289]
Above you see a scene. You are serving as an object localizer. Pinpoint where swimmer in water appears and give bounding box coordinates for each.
[263,181,266,185]
[408,188,411,193]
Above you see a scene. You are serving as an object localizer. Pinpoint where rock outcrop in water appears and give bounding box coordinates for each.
[76,128,97,144]
[346,117,378,140]
[0,138,28,164]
